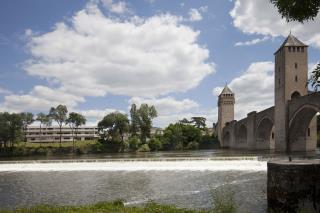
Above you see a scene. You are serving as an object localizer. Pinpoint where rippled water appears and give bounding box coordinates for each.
[0,149,319,213]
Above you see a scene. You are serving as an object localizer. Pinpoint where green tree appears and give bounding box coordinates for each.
[270,0,320,23]
[0,113,23,149]
[149,137,163,151]
[66,112,86,152]
[36,113,51,145]
[0,112,11,148]
[49,105,68,147]
[137,104,157,144]
[191,117,206,130]
[130,104,139,136]
[98,112,129,142]
[20,112,34,143]
[309,64,320,91]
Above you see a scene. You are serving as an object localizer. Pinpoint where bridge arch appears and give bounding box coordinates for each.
[289,104,320,151]
[257,116,275,149]
[237,124,247,144]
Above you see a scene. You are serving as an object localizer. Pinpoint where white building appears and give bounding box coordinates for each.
[26,126,99,143]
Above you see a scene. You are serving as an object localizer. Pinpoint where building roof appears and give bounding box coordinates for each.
[220,85,233,95]
[275,33,308,54]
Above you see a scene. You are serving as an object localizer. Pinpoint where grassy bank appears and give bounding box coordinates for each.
[0,140,104,157]
[0,200,235,213]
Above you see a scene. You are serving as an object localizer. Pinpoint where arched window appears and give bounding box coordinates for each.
[295,63,298,69]
[291,91,301,99]
[295,75,298,82]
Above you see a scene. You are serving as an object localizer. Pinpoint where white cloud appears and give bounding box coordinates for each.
[234,36,269,47]
[76,108,125,123]
[129,96,199,115]
[0,87,12,95]
[24,4,214,98]
[213,61,274,120]
[230,0,320,47]
[100,0,130,14]
[1,85,84,112]
[188,8,203,22]
[128,96,216,128]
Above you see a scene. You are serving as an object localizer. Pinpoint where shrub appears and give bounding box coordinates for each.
[128,136,141,151]
[137,144,150,152]
[149,137,162,151]
[186,141,199,150]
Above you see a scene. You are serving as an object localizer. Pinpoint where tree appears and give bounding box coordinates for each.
[98,112,129,152]
[270,0,320,23]
[191,117,207,130]
[36,113,51,145]
[20,112,34,143]
[0,112,11,148]
[309,64,320,91]
[0,113,23,149]
[130,104,139,136]
[137,104,158,144]
[66,112,86,152]
[49,105,68,147]
[98,112,129,142]
[179,118,191,125]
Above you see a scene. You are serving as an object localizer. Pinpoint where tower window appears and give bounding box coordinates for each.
[288,47,291,52]
[297,47,300,52]
[293,47,296,52]
[301,47,304,52]
[295,76,298,82]
[308,128,310,137]
[295,63,298,69]
[272,133,274,139]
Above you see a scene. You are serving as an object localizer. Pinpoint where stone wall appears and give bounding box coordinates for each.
[268,160,320,212]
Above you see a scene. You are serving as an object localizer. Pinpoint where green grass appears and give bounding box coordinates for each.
[17,140,98,149]
[0,201,210,213]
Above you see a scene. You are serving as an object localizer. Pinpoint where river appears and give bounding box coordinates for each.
[0,149,319,212]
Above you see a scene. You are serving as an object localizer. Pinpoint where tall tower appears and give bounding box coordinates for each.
[274,33,308,151]
[217,85,235,147]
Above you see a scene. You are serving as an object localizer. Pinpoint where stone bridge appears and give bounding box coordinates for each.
[222,92,320,151]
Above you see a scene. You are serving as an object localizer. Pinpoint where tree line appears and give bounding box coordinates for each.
[97,104,218,153]
[0,105,86,151]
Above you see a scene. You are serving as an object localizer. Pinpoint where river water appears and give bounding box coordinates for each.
[0,149,319,212]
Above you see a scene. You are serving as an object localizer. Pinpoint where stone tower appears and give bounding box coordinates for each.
[274,33,314,151]
[217,85,235,147]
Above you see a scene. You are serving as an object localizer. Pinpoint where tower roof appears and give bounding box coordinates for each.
[275,33,308,54]
[220,85,233,95]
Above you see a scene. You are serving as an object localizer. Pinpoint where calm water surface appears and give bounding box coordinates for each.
[0,149,319,212]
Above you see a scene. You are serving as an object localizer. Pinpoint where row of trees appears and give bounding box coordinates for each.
[0,105,86,151]
[97,105,218,152]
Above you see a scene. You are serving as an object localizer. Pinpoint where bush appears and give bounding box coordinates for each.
[129,136,141,151]
[149,137,162,151]
[199,134,220,149]
[186,141,199,150]
[137,144,150,152]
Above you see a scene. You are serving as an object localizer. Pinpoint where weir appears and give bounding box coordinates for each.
[0,157,267,172]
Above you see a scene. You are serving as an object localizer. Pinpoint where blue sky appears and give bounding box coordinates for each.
[0,0,319,127]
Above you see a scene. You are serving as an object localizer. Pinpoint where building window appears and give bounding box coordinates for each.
[308,128,310,137]
[301,47,304,52]
[295,63,298,69]
[272,133,274,139]
[293,47,296,52]
[297,47,300,52]
[288,47,291,52]
[295,75,298,82]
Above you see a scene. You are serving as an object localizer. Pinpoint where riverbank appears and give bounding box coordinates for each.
[0,200,236,213]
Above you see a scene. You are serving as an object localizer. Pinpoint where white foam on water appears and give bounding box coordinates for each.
[0,159,267,172]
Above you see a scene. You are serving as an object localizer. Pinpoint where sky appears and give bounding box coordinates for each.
[0,0,319,127]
